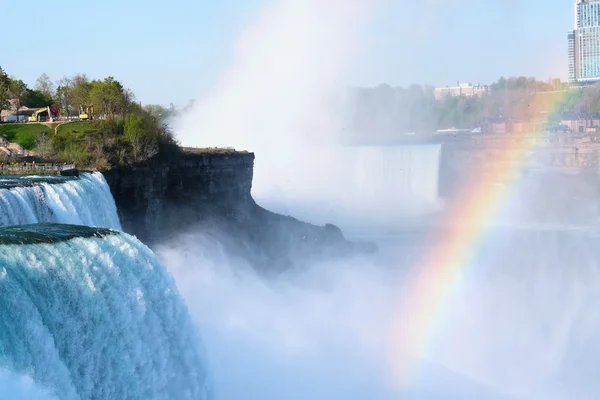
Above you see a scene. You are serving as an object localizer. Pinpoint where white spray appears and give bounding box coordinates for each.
[174,0,443,228]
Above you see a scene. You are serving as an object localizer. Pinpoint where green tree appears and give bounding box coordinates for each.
[144,104,169,121]
[0,83,9,122]
[0,66,9,88]
[89,77,126,120]
[56,77,75,118]
[70,74,92,114]
[124,112,145,160]
[0,67,10,122]
[559,88,584,113]
[8,79,28,121]
[25,89,53,108]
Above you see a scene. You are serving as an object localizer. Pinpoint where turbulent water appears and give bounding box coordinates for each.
[0,172,121,229]
[155,220,600,400]
[0,224,210,400]
[1,145,599,400]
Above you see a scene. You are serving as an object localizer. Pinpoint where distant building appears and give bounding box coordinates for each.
[0,106,36,122]
[560,112,600,133]
[433,82,488,100]
[568,0,600,85]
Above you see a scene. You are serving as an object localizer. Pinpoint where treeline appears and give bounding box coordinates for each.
[0,69,55,114]
[344,76,578,138]
[0,66,179,167]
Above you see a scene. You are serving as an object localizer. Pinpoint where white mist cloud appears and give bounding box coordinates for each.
[157,225,600,400]
[172,0,450,229]
[175,0,376,150]
[155,229,514,400]
[166,1,600,398]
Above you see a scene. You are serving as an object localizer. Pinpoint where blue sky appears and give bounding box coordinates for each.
[1,0,573,105]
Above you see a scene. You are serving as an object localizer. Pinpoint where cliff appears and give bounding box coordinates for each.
[439,139,600,224]
[103,151,375,271]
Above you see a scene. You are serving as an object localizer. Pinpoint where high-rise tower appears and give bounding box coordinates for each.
[569,0,600,85]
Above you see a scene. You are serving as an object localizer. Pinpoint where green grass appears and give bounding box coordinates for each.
[0,123,54,149]
[0,121,250,160]
[56,121,101,138]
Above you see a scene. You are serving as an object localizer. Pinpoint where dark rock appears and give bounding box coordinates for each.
[103,152,376,271]
[60,169,79,177]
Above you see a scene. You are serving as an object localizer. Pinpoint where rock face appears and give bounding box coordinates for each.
[103,152,375,271]
[439,140,600,224]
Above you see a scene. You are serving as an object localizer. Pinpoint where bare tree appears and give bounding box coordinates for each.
[35,132,54,158]
[35,73,55,99]
[56,77,75,118]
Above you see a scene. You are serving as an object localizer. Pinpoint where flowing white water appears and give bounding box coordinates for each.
[0,173,121,230]
[252,145,443,230]
[0,227,210,400]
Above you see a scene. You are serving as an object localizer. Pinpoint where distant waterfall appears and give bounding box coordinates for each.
[252,145,442,230]
[352,145,441,216]
[0,172,121,229]
[0,225,210,400]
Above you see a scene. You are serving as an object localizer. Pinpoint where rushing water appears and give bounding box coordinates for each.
[0,172,121,229]
[1,146,600,400]
[0,224,210,400]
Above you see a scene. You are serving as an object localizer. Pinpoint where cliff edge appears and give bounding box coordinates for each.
[103,151,376,270]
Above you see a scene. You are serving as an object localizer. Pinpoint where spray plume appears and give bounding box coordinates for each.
[166,1,600,399]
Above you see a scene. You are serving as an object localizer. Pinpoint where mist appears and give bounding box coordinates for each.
[173,0,445,228]
[167,0,600,399]
[153,220,600,400]
[154,230,517,400]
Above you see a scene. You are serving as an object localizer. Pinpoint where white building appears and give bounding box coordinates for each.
[568,0,600,85]
[433,82,487,100]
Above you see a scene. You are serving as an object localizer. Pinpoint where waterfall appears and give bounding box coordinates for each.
[352,145,441,216]
[0,224,210,400]
[0,173,121,230]
[252,144,442,231]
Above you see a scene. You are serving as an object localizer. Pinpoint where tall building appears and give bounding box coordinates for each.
[569,0,600,85]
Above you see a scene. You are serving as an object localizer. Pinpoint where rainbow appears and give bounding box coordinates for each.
[388,90,570,385]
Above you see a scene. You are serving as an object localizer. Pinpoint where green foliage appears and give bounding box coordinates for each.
[349,76,578,138]
[0,84,9,114]
[561,89,584,112]
[0,124,53,149]
[70,74,92,113]
[0,66,9,88]
[124,113,144,140]
[8,79,27,111]
[89,77,126,119]
[0,66,9,114]
[0,66,184,168]
[25,89,53,108]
